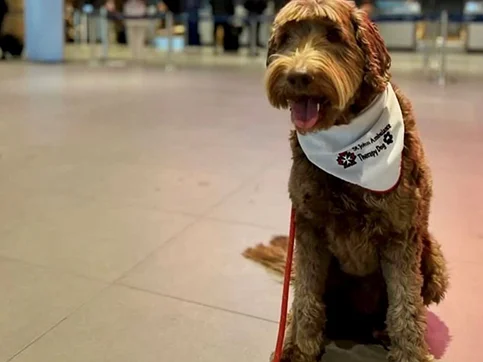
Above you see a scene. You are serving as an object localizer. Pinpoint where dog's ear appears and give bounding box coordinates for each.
[266,31,278,67]
[351,9,391,92]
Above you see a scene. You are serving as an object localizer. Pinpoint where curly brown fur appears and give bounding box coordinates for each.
[243,236,293,279]
[243,234,448,345]
[262,1,449,361]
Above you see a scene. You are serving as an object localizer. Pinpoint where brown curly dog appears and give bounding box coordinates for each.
[259,0,450,361]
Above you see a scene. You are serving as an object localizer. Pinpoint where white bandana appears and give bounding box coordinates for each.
[297,84,404,192]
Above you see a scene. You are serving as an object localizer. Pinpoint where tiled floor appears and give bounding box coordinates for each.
[0,52,482,362]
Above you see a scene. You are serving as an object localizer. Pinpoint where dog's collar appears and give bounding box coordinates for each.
[296,84,405,192]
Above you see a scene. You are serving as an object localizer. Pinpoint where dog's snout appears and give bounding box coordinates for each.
[287,71,313,89]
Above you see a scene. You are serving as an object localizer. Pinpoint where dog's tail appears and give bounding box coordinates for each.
[242,235,295,281]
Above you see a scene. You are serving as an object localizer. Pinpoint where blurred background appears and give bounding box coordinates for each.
[1,0,483,68]
[0,1,482,362]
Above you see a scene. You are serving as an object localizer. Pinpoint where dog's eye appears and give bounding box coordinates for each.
[326,28,342,43]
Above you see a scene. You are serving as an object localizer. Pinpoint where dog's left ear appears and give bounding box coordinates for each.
[351,10,391,92]
[266,32,278,67]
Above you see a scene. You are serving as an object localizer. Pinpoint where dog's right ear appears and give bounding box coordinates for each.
[351,9,391,92]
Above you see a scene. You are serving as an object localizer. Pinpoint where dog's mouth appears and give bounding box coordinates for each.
[289,97,327,131]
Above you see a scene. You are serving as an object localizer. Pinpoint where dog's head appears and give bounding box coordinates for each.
[265,0,391,132]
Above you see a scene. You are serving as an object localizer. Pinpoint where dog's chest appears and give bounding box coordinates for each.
[326,222,380,276]
[296,192,384,276]
[289,163,389,277]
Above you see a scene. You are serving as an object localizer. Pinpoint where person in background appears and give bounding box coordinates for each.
[105,0,116,11]
[0,0,8,36]
[159,0,183,15]
[244,0,267,50]
[274,0,288,14]
[210,0,235,52]
[184,0,202,46]
[124,0,148,60]
[0,0,7,60]
[358,0,375,17]
[160,0,185,25]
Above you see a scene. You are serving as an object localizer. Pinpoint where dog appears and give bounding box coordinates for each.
[263,0,449,361]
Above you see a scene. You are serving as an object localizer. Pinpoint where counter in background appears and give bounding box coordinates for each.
[374,0,422,51]
[465,1,483,51]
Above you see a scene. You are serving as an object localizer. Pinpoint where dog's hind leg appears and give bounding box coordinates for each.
[370,234,449,350]
[381,231,433,362]
[421,233,449,306]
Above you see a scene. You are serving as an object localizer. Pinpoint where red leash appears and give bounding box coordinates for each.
[272,207,297,362]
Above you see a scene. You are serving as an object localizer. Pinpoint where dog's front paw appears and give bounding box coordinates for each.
[387,349,434,362]
[270,345,321,362]
[269,348,292,362]
[295,328,324,357]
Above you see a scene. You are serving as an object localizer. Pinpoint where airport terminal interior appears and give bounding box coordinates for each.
[1,0,483,361]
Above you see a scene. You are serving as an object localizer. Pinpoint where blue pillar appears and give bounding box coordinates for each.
[25,0,65,62]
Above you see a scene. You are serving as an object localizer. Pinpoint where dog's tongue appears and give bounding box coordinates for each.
[291,99,319,130]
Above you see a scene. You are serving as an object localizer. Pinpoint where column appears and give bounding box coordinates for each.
[25,0,65,62]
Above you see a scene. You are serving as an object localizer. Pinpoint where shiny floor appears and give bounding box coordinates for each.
[0,54,482,362]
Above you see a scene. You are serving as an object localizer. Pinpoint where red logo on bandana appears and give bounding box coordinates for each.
[337,151,357,169]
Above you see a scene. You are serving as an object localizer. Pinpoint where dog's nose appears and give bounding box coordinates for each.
[287,71,313,88]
